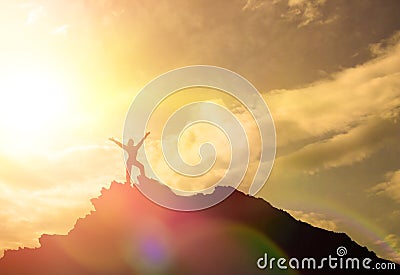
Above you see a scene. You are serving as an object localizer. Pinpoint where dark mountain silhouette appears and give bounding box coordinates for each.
[0,177,398,274]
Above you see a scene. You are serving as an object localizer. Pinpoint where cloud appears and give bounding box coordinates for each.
[374,234,400,264]
[279,118,399,174]
[370,170,400,203]
[266,35,400,173]
[369,31,400,57]
[52,24,69,35]
[26,5,45,25]
[242,0,269,11]
[287,210,338,231]
[0,145,123,190]
[282,0,333,27]
[142,89,271,195]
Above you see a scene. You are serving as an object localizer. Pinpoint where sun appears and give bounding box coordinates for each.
[0,67,71,154]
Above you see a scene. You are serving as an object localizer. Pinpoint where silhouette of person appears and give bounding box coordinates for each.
[109,132,150,185]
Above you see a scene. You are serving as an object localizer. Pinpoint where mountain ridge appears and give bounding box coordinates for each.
[0,177,398,274]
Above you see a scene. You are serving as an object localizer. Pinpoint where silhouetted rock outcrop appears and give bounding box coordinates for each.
[0,177,398,274]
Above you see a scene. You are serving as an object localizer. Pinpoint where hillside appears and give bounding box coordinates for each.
[0,177,398,274]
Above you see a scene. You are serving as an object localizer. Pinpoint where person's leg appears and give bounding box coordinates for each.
[133,160,145,176]
[126,163,132,185]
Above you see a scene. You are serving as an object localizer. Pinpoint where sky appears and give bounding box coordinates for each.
[0,0,399,264]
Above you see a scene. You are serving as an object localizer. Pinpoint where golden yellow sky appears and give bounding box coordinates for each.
[0,0,399,264]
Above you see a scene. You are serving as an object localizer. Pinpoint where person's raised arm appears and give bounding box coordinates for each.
[136,132,150,148]
[109,137,125,149]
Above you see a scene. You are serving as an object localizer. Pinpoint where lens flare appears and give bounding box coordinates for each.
[124,65,276,211]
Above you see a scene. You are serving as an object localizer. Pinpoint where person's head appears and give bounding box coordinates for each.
[128,138,134,146]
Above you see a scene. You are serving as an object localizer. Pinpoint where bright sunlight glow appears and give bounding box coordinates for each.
[0,66,71,155]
